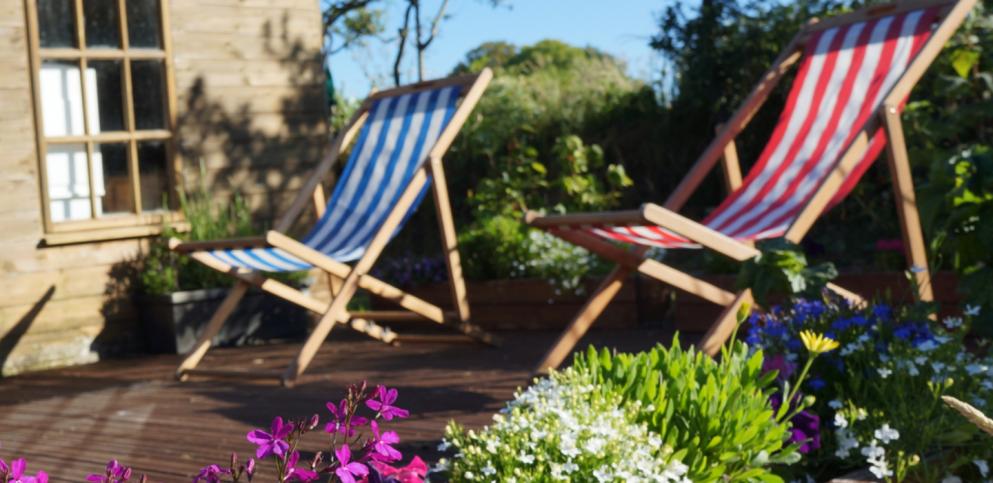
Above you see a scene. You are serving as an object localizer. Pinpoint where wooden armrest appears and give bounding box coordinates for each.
[524,209,644,228]
[640,204,759,261]
[168,236,268,253]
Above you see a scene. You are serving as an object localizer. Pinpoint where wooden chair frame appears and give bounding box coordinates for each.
[527,0,976,372]
[170,69,497,387]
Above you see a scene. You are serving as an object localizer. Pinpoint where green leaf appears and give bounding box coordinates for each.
[950,48,980,78]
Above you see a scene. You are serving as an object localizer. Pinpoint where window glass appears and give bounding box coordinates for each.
[131,61,167,129]
[37,0,77,48]
[40,61,86,137]
[86,61,126,132]
[126,0,162,48]
[138,141,168,211]
[95,143,133,215]
[83,0,121,48]
[46,144,90,221]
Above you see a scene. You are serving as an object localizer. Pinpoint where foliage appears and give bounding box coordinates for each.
[737,238,838,305]
[746,295,993,481]
[440,370,691,482]
[442,40,636,286]
[139,179,304,295]
[572,339,803,482]
[920,145,993,334]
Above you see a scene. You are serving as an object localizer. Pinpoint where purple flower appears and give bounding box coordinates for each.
[245,458,255,477]
[366,386,409,421]
[6,459,47,483]
[193,464,229,483]
[247,416,295,460]
[762,354,796,381]
[770,394,821,454]
[86,460,132,482]
[369,421,402,462]
[0,458,8,475]
[334,445,369,483]
[283,452,319,482]
[325,400,368,437]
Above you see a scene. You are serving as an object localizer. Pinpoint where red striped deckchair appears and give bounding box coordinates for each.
[526,0,977,372]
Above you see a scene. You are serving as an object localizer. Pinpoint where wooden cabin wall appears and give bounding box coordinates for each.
[0,0,327,375]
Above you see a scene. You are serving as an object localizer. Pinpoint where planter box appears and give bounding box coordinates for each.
[380,271,960,333]
[378,277,674,331]
[137,288,311,354]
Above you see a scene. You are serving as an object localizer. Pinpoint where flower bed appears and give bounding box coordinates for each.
[746,296,993,481]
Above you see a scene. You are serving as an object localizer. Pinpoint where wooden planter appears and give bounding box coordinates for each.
[137,288,311,354]
[383,271,959,332]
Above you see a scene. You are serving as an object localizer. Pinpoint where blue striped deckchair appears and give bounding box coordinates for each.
[169,70,495,386]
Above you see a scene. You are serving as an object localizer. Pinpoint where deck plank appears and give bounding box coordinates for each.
[0,329,678,482]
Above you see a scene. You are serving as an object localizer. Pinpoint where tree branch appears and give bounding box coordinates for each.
[393,2,415,86]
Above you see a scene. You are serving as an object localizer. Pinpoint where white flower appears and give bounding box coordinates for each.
[861,441,885,460]
[874,424,900,444]
[918,340,939,352]
[966,304,982,316]
[593,468,613,482]
[878,367,892,378]
[562,462,578,474]
[517,452,534,464]
[944,316,964,329]
[481,465,496,476]
[868,457,893,479]
[464,471,476,480]
[856,408,868,420]
[932,361,947,373]
[942,476,963,483]
[967,363,989,375]
[828,399,843,409]
[834,413,849,429]
[976,459,990,477]
[437,440,452,452]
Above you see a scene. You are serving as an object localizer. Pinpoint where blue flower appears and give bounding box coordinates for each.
[872,304,893,322]
[807,378,827,391]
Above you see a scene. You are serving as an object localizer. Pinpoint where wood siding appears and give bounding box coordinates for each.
[0,0,327,375]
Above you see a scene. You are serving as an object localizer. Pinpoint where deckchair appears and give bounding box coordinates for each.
[169,69,497,386]
[526,0,977,372]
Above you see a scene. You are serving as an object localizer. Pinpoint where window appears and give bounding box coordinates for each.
[27,0,177,241]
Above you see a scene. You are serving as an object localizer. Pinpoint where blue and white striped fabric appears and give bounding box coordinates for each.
[207,85,462,272]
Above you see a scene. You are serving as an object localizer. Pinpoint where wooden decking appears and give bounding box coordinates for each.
[0,329,677,482]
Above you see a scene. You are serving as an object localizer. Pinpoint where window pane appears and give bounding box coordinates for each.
[46,144,91,221]
[131,61,167,129]
[40,61,86,136]
[86,61,125,133]
[138,141,169,212]
[82,0,120,48]
[37,0,77,48]
[95,143,133,216]
[126,0,162,48]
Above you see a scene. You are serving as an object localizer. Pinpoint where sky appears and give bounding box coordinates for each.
[327,0,664,98]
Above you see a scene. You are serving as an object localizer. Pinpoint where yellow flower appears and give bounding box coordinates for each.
[800,330,840,354]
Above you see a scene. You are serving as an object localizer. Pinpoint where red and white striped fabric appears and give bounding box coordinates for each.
[562,7,940,249]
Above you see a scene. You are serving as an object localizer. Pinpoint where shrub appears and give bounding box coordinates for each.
[573,340,803,482]
[139,179,305,295]
[746,295,993,481]
[441,368,691,482]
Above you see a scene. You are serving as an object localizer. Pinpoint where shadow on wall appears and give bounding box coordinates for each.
[0,286,55,373]
[175,12,330,233]
[92,12,330,359]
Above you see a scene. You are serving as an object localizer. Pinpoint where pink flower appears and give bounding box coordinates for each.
[283,452,319,482]
[369,456,428,483]
[6,459,47,483]
[193,464,229,483]
[334,445,369,483]
[86,459,132,482]
[366,386,409,421]
[325,400,368,437]
[247,417,294,460]
[369,421,402,463]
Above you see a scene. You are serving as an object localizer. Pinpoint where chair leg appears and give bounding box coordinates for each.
[176,281,249,381]
[697,289,753,356]
[534,265,632,374]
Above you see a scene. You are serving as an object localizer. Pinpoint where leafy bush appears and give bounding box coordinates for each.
[140,182,304,295]
[746,295,993,481]
[737,238,839,306]
[441,370,691,482]
[574,340,802,482]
